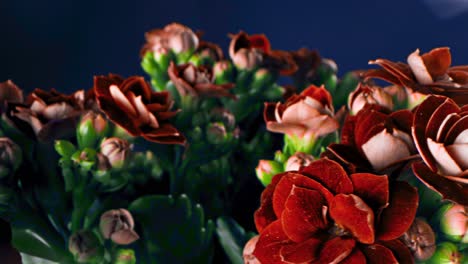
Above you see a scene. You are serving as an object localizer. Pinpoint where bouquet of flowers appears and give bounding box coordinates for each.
[0,23,466,264]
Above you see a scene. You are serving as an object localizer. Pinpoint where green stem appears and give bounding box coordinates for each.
[71,170,94,234]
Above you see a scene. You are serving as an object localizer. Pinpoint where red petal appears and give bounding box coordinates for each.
[389,110,413,134]
[299,159,354,195]
[281,186,328,242]
[322,144,372,173]
[421,47,452,78]
[376,181,418,241]
[340,249,367,264]
[301,85,333,108]
[425,99,459,141]
[379,240,415,264]
[361,244,399,264]
[253,220,292,264]
[340,114,357,146]
[273,172,334,218]
[350,173,389,211]
[263,102,277,123]
[120,76,152,101]
[279,237,321,263]
[330,194,375,244]
[354,108,386,149]
[254,173,287,232]
[445,114,468,145]
[412,161,468,206]
[317,237,355,263]
[248,34,271,53]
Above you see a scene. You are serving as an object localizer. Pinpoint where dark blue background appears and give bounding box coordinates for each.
[1,0,468,93]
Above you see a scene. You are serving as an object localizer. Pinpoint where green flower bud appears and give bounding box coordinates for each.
[213,60,234,84]
[426,242,463,264]
[99,138,131,169]
[100,209,139,245]
[256,160,283,186]
[436,203,468,243]
[114,249,136,264]
[77,112,109,149]
[251,68,274,93]
[55,140,76,158]
[0,137,22,179]
[71,148,97,171]
[68,230,104,263]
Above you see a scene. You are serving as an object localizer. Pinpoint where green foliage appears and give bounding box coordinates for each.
[216,216,256,264]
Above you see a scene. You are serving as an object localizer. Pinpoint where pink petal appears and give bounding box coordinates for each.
[446,143,468,171]
[446,115,468,144]
[330,194,375,244]
[407,49,433,84]
[377,181,418,241]
[281,100,321,124]
[436,113,459,142]
[427,137,463,175]
[281,186,328,242]
[426,99,459,141]
[110,85,137,117]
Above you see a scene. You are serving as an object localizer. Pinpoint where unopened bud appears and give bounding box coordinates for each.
[348,84,394,114]
[77,111,109,148]
[213,60,234,84]
[243,235,261,264]
[114,249,136,264]
[233,49,262,70]
[100,208,139,245]
[100,138,130,169]
[285,152,315,171]
[426,242,463,264]
[437,203,468,243]
[206,123,227,145]
[166,23,199,54]
[400,218,436,261]
[256,160,283,186]
[0,138,22,179]
[68,230,103,263]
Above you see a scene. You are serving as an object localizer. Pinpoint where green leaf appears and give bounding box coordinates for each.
[54,140,76,158]
[129,194,214,263]
[20,253,59,264]
[216,216,255,264]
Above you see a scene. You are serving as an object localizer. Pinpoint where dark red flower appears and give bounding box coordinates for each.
[4,88,83,141]
[228,32,297,75]
[411,95,468,205]
[252,158,418,264]
[289,48,321,84]
[167,62,235,99]
[93,74,185,144]
[348,83,394,115]
[365,47,468,105]
[324,105,416,173]
[195,41,224,62]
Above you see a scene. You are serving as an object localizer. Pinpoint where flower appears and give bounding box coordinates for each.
[4,88,83,141]
[100,208,139,245]
[285,152,315,171]
[289,48,321,85]
[365,47,468,105]
[436,203,468,243]
[68,230,104,263]
[411,95,468,205]
[167,62,235,98]
[324,104,416,172]
[93,74,185,144]
[243,235,261,264]
[253,158,418,263]
[99,137,131,169]
[195,40,224,62]
[140,23,199,57]
[400,218,436,261]
[0,80,23,106]
[263,85,339,141]
[228,32,297,74]
[348,83,394,114]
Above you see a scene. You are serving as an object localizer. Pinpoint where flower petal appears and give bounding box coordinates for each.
[253,220,292,264]
[281,186,328,242]
[279,237,321,263]
[379,240,415,264]
[445,115,468,144]
[330,194,375,244]
[273,172,334,218]
[317,237,355,264]
[350,173,389,211]
[425,99,459,141]
[412,161,468,206]
[254,173,287,232]
[427,137,463,176]
[340,249,367,264]
[361,244,399,264]
[407,49,433,84]
[376,181,418,241]
[421,47,451,78]
[299,159,353,195]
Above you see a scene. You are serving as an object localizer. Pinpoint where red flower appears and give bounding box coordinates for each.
[324,105,416,173]
[348,83,394,115]
[253,159,418,264]
[228,32,297,75]
[140,23,199,57]
[264,85,339,140]
[365,47,468,105]
[93,74,185,144]
[167,62,235,99]
[411,95,468,205]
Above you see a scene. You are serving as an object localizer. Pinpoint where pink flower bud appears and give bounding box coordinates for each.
[99,209,139,245]
[285,152,315,171]
[243,235,261,264]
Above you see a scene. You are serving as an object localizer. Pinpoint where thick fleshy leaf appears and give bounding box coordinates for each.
[253,220,292,264]
[330,194,375,244]
[279,237,321,263]
[412,161,468,206]
[340,249,367,264]
[379,240,414,264]
[350,173,389,211]
[317,237,355,264]
[299,159,353,195]
[272,172,334,218]
[281,187,328,243]
[376,181,418,241]
[361,244,398,264]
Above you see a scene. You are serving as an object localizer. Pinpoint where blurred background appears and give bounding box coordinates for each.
[1,0,468,93]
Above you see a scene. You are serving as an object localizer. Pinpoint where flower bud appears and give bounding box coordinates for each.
[77,111,109,148]
[233,49,263,70]
[68,230,104,263]
[165,23,199,54]
[400,218,436,261]
[0,138,22,179]
[99,208,139,245]
[213,60,234,84]
[251,68,274,93]
[243,235,261,264]
[426,242,463,264]
[100,138,130,169]
[256,160,283,186]
[437,203,468,243]
[348,84,394,114]
[0,80,23,105]
[114,249,136,264]
[206,123,227,145]
[71,148,97,171]
[285,152,315,171]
